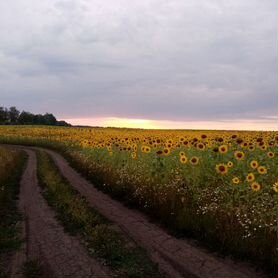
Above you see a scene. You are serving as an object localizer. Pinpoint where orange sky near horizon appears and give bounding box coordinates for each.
[63,117,278,131]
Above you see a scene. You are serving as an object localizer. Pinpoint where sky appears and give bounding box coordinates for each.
[0,0,277,130]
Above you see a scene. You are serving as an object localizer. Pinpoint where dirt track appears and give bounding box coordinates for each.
[10,148,110,278]
[4,145,267,278]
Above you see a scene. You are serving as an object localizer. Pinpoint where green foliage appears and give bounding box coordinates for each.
[0,148,27,276]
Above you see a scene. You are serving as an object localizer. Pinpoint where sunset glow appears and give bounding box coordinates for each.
[65,117,278,131]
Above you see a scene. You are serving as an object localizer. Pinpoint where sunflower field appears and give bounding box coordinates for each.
[0,126,277,273]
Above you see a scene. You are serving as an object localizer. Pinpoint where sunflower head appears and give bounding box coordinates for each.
[216,164,228,175]
[232,177,240,184]
[234,151,245,161]
[179,155,188,164]
[179,151,186,157]
[141,145,151,153]
[227,161,233,168]
[251,182,261,192]
[267,152,275,158]
[259,144,267,151]
[190,156,199,165]
[248,145,255,151]
[246,173,255,182]
[219,145,228,154]
[197,143,205,151]
[163,148,171,156]
[250,160,259,169]
[257,166,267,175]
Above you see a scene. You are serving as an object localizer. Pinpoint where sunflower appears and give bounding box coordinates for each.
[180,155,188,164]
[131,152,137,159]
[219,144,228,154]
[197,142,205,151]
[250,160,259,169]
[227,161,233,168]
[273,182,278,193]
[163,148,171,156]
[232,177,240,184]
[179,137,185,142]
[216,164,228,175]
[251,182,261,192]
[234,151,245,160]
[248,145,255,151]
[179,151,186,157]
[141,146,151,153]
[267,151,275,158]
[257,166,267,175]
[190,156,199,165]
[259,144,267,151]
[246,173,255,182]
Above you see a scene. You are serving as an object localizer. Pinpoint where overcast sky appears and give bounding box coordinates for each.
[0,0,277,128]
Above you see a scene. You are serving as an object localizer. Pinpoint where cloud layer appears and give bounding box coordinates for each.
[0,0,277,125]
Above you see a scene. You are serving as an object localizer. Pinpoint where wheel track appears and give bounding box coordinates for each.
[10,148,110,278]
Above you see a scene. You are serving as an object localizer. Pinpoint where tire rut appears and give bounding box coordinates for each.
[11,149,110,278]
[42,148,267,278]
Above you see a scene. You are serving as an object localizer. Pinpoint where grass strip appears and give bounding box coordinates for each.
[0,148,27,277]
[37,150,163,278]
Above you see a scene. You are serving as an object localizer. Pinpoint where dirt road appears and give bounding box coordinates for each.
[10,148,110,278]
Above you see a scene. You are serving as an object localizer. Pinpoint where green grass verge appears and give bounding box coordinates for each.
[37,150,163,278]
[0,148,27,277]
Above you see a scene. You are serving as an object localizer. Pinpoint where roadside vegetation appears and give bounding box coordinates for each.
[0,147,27,277]
[37,150,162,278]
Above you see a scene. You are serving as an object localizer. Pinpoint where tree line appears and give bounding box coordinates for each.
[0,106,71,126]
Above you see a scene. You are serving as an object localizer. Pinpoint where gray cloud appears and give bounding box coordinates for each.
[0,0,277,123]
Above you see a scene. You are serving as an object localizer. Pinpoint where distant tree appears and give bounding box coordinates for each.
[18,111,35,125]
[43,113,57,125]
[0,107,8,124]
[34,114,45,125]
[8,106,20,124]
[0,106,70,126]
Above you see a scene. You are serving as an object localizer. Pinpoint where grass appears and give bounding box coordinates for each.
[0,147,27,277]
[37,150,163,278]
